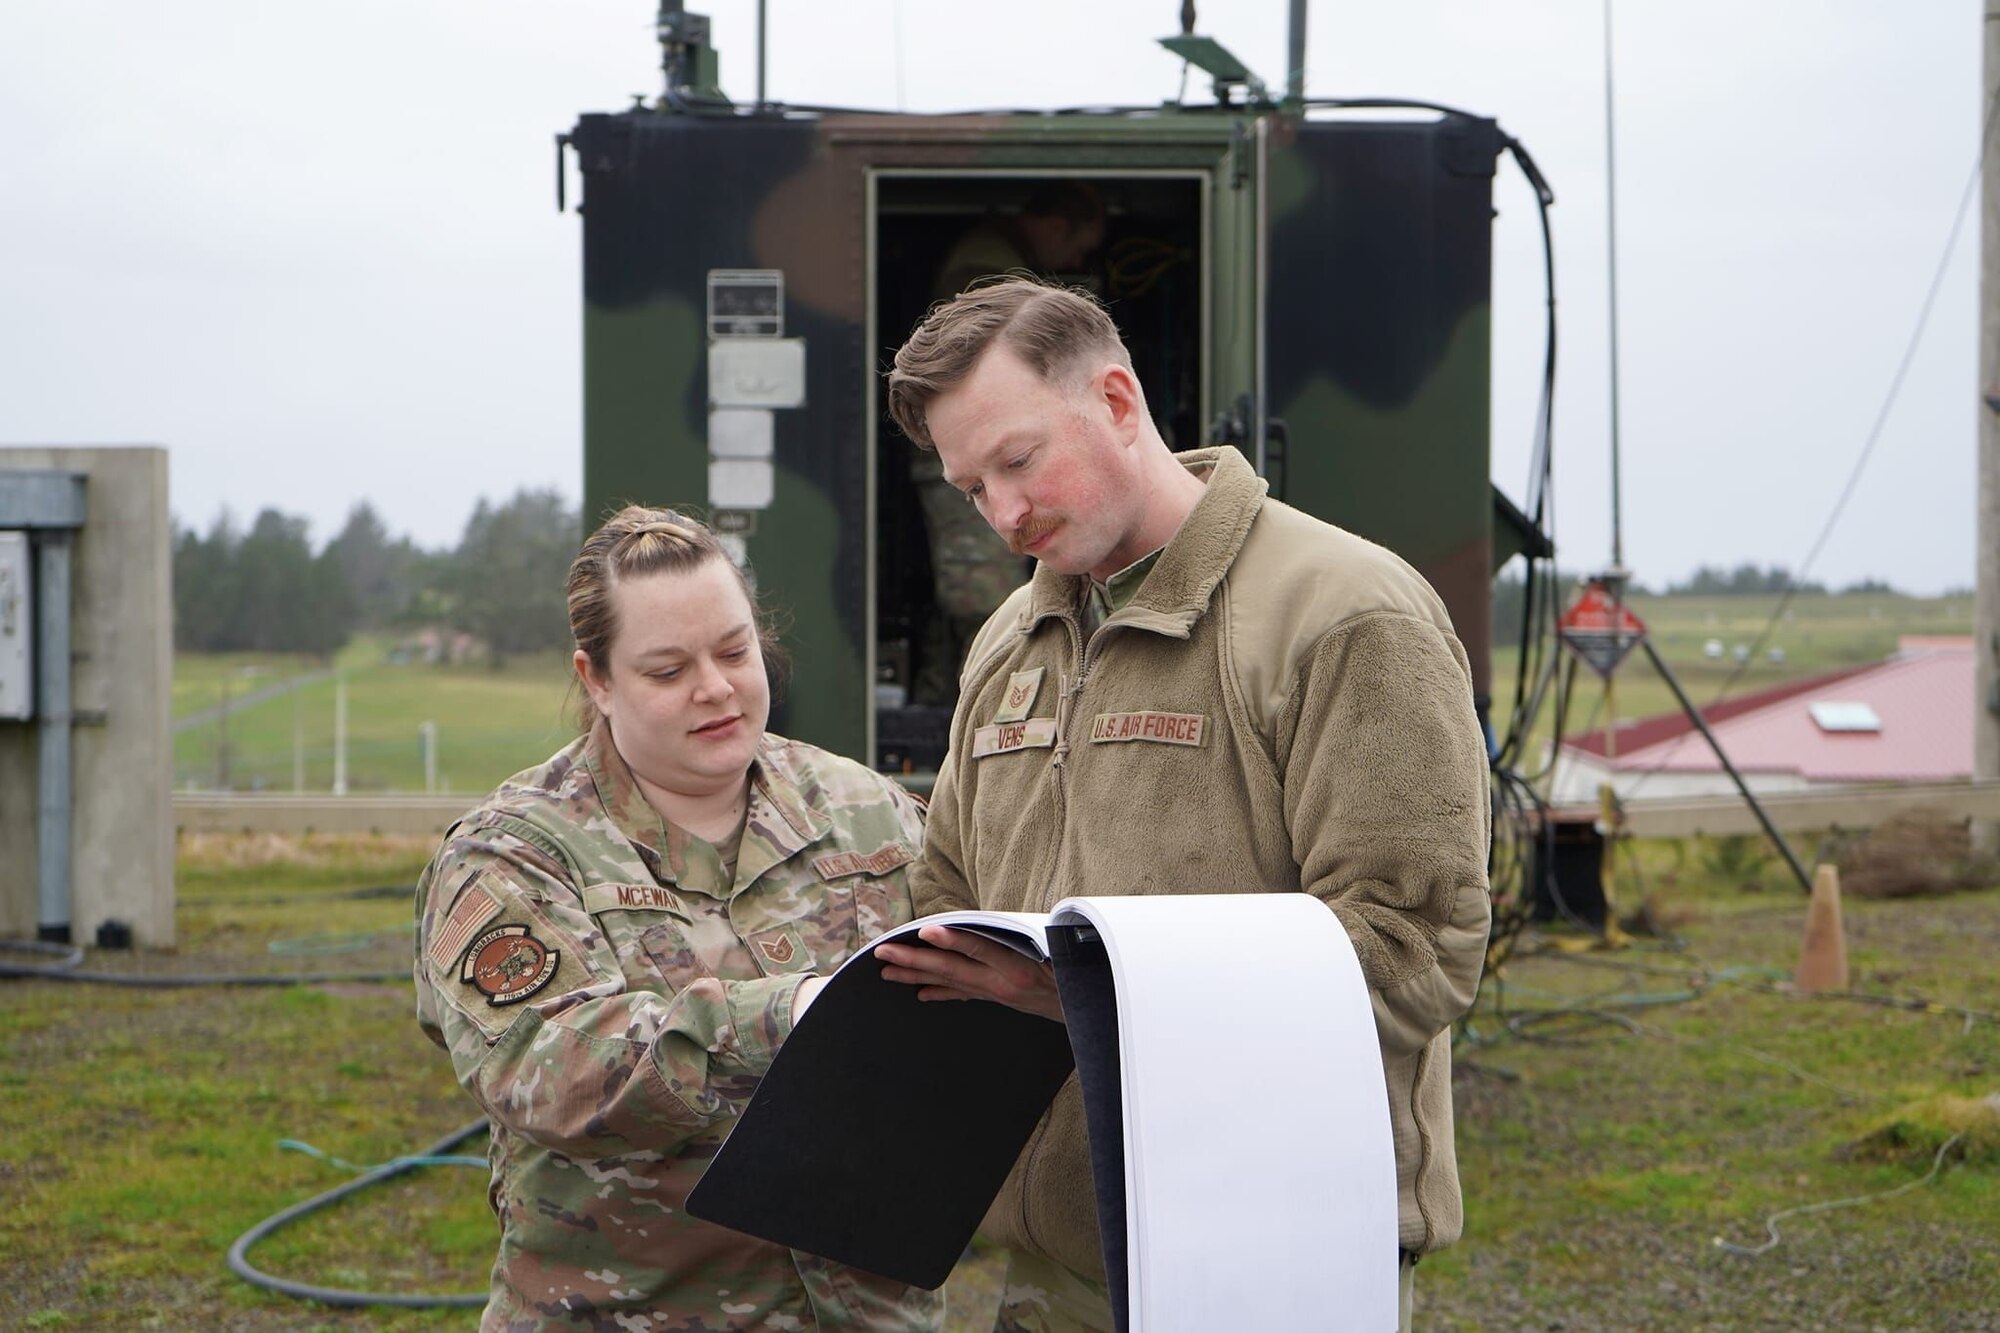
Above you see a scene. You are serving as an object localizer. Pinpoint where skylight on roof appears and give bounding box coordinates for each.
[1809,701,1881,733]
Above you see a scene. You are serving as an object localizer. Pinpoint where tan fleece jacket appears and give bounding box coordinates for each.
[911,446,1491,1275]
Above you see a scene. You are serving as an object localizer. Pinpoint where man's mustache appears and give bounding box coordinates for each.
[1007,514,1061,557]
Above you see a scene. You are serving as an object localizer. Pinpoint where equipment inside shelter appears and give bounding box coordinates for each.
[871,175,1204,771]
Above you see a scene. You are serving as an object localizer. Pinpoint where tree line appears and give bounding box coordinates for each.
[180,506,1930,664]
[1490,562,1921,631]
[173,489,579,662]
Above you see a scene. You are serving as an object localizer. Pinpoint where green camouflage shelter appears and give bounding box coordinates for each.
[566,22,1516,776]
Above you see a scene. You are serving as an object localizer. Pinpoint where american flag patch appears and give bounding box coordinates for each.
[428,878,502,968]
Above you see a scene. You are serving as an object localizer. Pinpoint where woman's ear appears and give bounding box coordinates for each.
[574,648,611,718]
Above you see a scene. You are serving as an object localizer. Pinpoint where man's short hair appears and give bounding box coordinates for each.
[887,277,1130,449]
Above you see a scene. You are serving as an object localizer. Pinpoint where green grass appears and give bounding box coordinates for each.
[0,833,1009,1331]
[1421,852,2000,1329]
[3,836,1994,1327]
[0,836,477,1328]
[175,635,576,795]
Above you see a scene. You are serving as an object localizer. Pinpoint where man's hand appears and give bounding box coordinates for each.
[874,926,1066,1023]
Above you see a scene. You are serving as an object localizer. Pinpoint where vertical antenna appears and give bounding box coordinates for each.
[757,0,767,105]
[893,0,907,111]
[1977,1,2000,846]
[1603,0,1626,573]
[1286,0,1307,106]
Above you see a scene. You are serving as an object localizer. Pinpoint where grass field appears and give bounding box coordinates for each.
[0,835,1007,1331]
[1,834,1993,1329]
[172,592,1974,797]
[174,637,576,795]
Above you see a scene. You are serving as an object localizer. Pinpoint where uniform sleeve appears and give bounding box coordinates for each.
[908,732,979,917]
[413,828,809,1160]
[885,777,930,852]
[1275,611,1492,1060]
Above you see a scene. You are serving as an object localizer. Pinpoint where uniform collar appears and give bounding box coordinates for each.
[580,720,832,893]
[737,738,833,890]
[1024,446,1268,636]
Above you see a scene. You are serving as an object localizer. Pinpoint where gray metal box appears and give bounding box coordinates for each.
[0,531,31,720]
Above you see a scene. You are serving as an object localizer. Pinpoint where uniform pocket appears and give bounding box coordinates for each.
[584,883,700,995]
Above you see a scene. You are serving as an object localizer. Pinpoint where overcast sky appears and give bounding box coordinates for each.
[1,1,1983,593]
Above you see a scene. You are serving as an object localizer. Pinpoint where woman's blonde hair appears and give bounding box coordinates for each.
[566,505,787,728]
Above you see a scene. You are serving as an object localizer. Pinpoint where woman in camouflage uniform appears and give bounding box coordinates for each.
[414,506,943,1332]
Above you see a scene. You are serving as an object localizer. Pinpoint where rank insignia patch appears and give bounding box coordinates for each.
[461,925,561,1006]
[750,923,811,972]
[992,667,1045,723]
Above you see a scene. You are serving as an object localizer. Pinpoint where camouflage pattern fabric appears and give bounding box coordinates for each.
[413,719,943,1332]
[990,1250,1112,1333]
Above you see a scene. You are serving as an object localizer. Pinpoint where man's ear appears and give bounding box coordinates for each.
[1097,363,1144,440]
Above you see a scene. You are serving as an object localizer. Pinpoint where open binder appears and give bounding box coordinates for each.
[686,893,1399,1331]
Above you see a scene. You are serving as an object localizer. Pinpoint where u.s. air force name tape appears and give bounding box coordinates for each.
[1087,711,1207,746]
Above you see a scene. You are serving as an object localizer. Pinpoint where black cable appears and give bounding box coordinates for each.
[180,884,410,908]
[1314,105,1574,985]
[227,1119,491,1310]
[0,938,408,987]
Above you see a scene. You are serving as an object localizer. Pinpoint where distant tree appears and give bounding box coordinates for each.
[173,513,239,652]
[1837,576,1900,596]
[445,489,579,663]
[170,508,354,657]
[235,510,355,657]
[1492,567,1525,636]
[1668,563,1823,596]
[326,501,430,628]
[1491,564,1601,640]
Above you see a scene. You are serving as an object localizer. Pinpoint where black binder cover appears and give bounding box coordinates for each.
[685,938,1076,1289]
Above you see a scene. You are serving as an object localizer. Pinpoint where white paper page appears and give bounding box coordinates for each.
[1054,894,1399,1332]
[855,909,1052,965]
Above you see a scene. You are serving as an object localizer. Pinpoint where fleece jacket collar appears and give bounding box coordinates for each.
[1023,446,1270,640]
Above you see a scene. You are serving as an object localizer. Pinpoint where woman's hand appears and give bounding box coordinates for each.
[791,975,829,1023]
[874,927,1066,1023]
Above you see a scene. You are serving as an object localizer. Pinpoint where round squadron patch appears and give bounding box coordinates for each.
[460,924,561,1006]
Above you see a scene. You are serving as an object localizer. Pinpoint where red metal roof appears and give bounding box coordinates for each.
[1564,639,1974,784]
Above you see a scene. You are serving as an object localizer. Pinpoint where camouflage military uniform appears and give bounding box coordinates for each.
[413,719,944,1332]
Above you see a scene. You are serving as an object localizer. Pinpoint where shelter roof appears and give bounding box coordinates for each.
[1564,637,1974,784]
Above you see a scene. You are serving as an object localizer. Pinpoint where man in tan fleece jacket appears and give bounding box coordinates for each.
[877,278,1491,1333]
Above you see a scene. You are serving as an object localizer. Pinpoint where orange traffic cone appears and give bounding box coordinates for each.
[1795,863,1849,994]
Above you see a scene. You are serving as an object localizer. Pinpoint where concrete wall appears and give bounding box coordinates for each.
[0,447,174,945]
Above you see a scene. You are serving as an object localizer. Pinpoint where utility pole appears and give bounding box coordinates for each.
[420,719,438,794]
[1980,3,2000,851]
[332,674,348,797]
[215,672,230,790]
[290,678,304,793]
